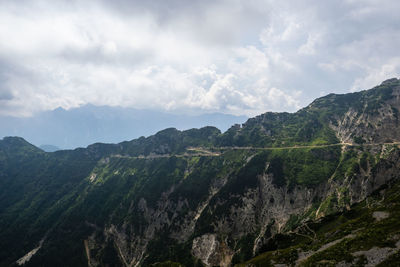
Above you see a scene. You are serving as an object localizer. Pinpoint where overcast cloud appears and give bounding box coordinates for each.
[0,0,399,117]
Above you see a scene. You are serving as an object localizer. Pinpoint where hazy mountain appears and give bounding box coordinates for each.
[0,105,247,149]
[38,145,60,152]
[1,78,400,266]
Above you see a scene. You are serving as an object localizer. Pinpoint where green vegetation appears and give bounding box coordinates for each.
[353,136,366,144]
[151,261,185,267]
[144,234,199,266]
[270,147,341,187]
[216,111,339,148]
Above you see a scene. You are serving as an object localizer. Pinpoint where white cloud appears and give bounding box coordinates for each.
[0,0,399,117]
[350,57,400,92]
[298,34,320,55]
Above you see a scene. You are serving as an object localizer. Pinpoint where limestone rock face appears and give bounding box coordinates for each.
[191,234,234,267]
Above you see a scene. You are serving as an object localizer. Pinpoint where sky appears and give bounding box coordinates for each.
[0,0,399,117]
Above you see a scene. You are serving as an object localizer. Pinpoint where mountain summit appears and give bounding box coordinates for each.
[1,78,400,266]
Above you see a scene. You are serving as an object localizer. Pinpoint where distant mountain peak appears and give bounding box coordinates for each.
[39,144,60,152]
[0,136,42,154]
[1,136,30,145]
[53,106,66,112]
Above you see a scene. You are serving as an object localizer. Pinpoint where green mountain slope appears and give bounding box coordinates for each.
[239,169,400,266]
[0,78,399,266]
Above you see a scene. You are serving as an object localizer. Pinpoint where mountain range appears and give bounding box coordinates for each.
[1,78,400,266]
[0,106,247,150]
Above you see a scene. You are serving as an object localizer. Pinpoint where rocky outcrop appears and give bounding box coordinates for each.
[331,82,400,144]
[192,234,234,267]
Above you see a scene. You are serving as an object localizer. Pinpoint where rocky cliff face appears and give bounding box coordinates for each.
[1,79,400,267]
[331,81,400,144]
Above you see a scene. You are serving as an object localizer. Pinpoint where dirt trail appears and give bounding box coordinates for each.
[296,234,355,265]
[109,142,400,160]
[111,151,220,160]
[189,142,400,154]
